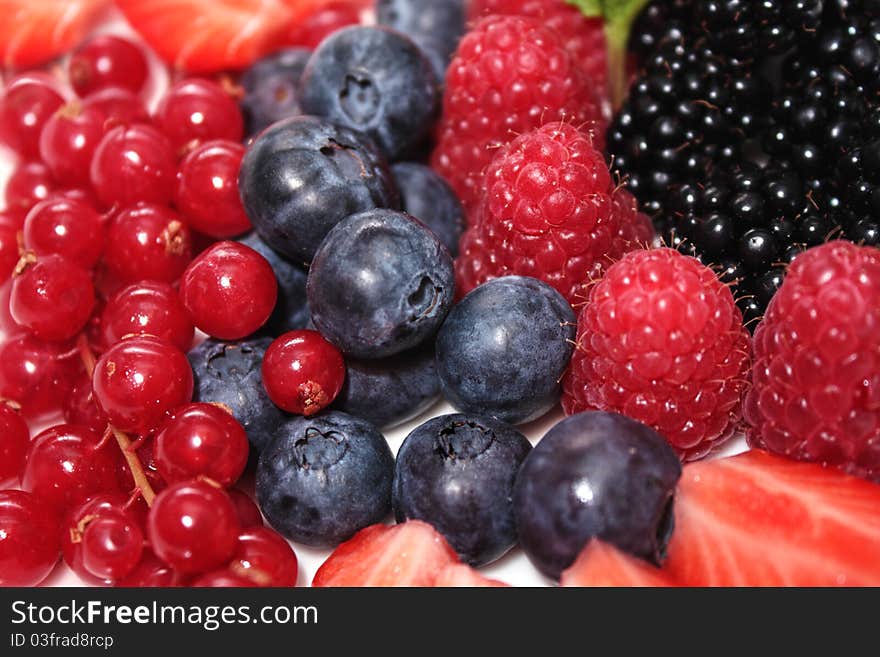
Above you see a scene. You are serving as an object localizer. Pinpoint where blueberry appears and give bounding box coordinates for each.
[237,231,309,334]
[393,413,531,566]
[308,209,455,359]
[239,48,310,137]
[188,336,285,453]
[298,26,438,159]
[513,411,682,580]
[375,0,466,83]
[436,276,575,425]
[334,345,439,429]
[239,115,398,263]
[256,411,394,546]
[391,163,464,256]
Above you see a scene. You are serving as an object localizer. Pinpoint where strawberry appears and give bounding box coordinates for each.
[312,521,459,587]
[666,450,880,586]
[0,0,109,69]
[560,541,676,587]
[433,564,509,588]
[115,0,297,72]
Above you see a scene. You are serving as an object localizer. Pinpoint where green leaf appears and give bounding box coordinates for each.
[567,0,603,15]
[565,0,652,109]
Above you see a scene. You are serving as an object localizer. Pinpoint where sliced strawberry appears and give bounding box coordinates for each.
[666,450,880,586]
[115,0,295,72]
[433,564,509,588]
[313,521,458,587]
[560,541,676,587]
[0,0,109,69]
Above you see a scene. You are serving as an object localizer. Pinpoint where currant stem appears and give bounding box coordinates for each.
[77,333,157,507]
[110,425,156,507]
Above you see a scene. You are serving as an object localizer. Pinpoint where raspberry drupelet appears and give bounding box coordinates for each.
[745,241,880,481]
[562,247,752,461]
[430,15,605,215]
[455,122,653,304]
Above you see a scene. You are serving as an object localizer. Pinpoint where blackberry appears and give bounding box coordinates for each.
[608,40,769,220]
[630,1,824,62]
[630,0,696,60]
[696,1,825,58]
[663,163,817,327]
[761,6,880,246]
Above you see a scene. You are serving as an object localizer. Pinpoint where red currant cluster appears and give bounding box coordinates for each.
[0,34,344,588]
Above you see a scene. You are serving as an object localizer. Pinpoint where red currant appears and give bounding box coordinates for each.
[230,526,298,586]
[0,333,80,419]
[0,207,24,229]
[0,402,29,487]
[229,489,263,528]
[92,335,194,435]
[57,186,102,210]
[10,253,96,342]
[0,220,19,280]
[22,424,121,514]
[154,403,249,488]
[69,35,150,98]
[64,372,109,434]
[115,548,178,587]
[0,490,61,586]
[0,73,65,159]
[288,0,364,48]
[22,197,105,268]
[179,241,277,340]
[155,78,244,154]
[191,570,255,587]
[147,479,240,575]
[104,204,192,284]
[5,161,57,217]
[262,330,345,415]
[100,281,194,351]
[81,87,150,129]
[62,493,146,584]
[38,102,106,187]
[90,124,176,208]
[174,140,252,238]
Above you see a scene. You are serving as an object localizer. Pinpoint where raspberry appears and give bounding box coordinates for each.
[744,241,880,481]
[468,0,608,96]
[455,122,653,304]
[430,15,605,214]
[562,248,752,460]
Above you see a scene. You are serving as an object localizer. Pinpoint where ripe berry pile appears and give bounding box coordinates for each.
[612,0,880,326]
[1,0,880,591]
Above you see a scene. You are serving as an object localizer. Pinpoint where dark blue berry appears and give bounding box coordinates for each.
[256,411,394,547]
[333,345,439,429]
[375,0,465,83]
[391,162,464,256]
[436,276,575,425]
[298,26,438,159]
[239,48,310,137]
[392,413,531,566]
[239,115,398,264]
[237,231,309,334]
[308,209,454,359]
[188,336,285,453]
[513,411,682,580]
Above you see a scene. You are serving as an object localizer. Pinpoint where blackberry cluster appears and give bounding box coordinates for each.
[612,0,880,327]
[696,1,825,58]
[607,40,768,220]
[665,163,825,326]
